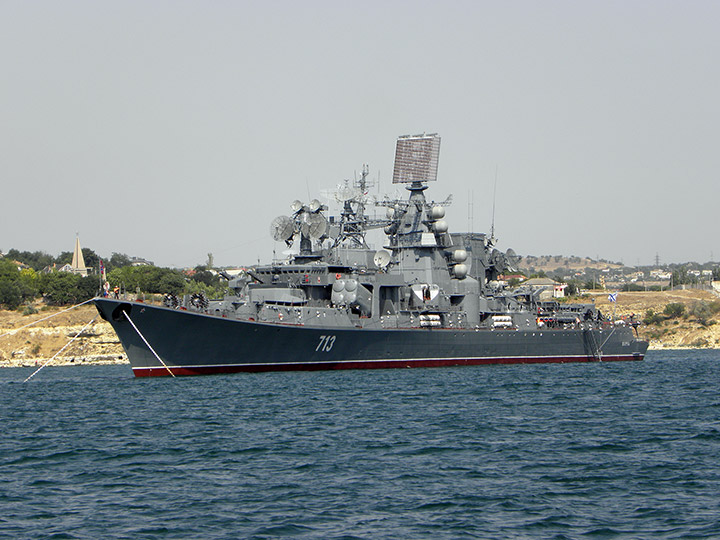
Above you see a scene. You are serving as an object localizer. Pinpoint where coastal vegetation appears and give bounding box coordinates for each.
[590,290,720,349]
[0,248,228,310]
[522,255,720,287]
[2,247,719,356]
[2,289,718,369]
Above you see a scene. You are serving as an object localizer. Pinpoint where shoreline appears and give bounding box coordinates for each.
[1,347,716,369]
[2,290,718,369]
[0,354,128,368]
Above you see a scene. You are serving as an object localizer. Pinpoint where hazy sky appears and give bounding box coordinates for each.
[2,1,718,268]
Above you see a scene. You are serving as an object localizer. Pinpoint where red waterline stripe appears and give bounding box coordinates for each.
[131,354,644,377]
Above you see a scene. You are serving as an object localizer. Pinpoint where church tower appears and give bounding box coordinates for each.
[70,235,89,276]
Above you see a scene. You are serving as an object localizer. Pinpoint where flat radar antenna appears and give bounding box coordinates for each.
[392,134,441,184]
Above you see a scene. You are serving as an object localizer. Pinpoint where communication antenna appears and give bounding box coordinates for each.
[467,189,474,233]
[392,134,441,184]
[270,215,294,242]
[373,249,391,269]
[505,248,520,271]
[490,166,498,244]
[305,213,328,239]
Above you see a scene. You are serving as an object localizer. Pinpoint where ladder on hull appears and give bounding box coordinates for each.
[584,327,602,361]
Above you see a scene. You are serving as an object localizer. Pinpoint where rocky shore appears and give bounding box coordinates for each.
[0,304,127,368]
[2,290,718,369]
[591,289,720,350]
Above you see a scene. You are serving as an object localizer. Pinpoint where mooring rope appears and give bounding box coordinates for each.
[122,310,176,378]
[0,297,96,340]
[597,325,618,354]
[23,316,99,383]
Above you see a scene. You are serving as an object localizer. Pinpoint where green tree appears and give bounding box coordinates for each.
[191,266,220,287]
[5,249,55,271]
[621,283,644,292]
[565,279,581,296]
[39,272,97,305]
[55,251,73,266]
[183,278,228,299]
[671,267,697,286]
[0,259,39,309]
[107,266,143,292]
[663,303,685,318]
[108,265,188,294]
[643,309,663,325]
[107,252,132,272]
[689,301,713,326]
[81,248,100,271]
[0,281,22,310]
[157,272,186,295]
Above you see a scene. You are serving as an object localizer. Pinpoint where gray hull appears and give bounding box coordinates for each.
[95,298,647,377]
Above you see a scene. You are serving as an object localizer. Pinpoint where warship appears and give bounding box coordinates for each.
[95,134,648,377]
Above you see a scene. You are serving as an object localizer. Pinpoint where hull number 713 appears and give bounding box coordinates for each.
[316,335,336,352]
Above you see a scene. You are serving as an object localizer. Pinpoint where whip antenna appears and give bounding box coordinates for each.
[490,165,498,244]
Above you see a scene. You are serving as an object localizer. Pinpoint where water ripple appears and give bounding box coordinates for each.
[1,351,720,539]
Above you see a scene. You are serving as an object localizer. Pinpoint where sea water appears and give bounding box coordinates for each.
[1,350,719,539]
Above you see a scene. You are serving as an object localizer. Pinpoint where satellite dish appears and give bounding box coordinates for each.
[490,249,508,273]
[335,183,359,203]
[309,199,322,212]
[373,250,391,269]
[306,213,328,239]
[270,215,294,242]
[290,200,303,213]
[505,248,520,271]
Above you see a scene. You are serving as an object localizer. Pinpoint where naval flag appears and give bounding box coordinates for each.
[608,292,618,303]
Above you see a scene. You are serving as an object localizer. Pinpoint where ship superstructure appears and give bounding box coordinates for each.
[95,135,647,376]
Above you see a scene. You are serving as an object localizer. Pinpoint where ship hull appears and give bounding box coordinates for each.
[94,298,648,377]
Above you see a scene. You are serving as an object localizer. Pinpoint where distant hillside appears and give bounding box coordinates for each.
[1,290,719,367]
[592,289,720,349]
[520,255,622,274]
